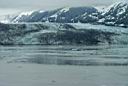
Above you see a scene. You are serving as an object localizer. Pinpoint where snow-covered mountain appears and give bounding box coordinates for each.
[1,2,128,28]
[4,7,99,23]
[98,2,128,27]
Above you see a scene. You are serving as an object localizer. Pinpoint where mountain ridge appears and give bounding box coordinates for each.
[1,2,128,27]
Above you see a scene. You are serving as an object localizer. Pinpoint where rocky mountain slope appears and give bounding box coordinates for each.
[6,7,99,23]
[2,2,128,27]
[98,2,128,27]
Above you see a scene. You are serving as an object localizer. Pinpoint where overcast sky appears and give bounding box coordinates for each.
[0,0,126,16]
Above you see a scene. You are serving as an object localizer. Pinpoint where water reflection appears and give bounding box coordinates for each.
[0,45,128,66]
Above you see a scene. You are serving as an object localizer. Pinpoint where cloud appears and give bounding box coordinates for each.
[0,0,121,9]
[0,0,123,16]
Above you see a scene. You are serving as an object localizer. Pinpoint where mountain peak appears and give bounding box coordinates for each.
[103,1,128,14]
[4,6,98,23]
[1,2,128,27]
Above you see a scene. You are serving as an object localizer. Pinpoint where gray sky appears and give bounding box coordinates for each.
[0,0,125,16]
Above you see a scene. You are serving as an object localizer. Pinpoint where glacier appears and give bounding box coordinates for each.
[0,22,128,45]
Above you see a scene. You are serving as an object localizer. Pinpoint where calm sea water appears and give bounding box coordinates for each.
[0,45,128,86]
[0,44,128,66]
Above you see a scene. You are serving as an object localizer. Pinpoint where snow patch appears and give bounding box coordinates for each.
[13,11,34,22]
[60,7,70,13]
[39,10,44,13]
[102,2,127,15]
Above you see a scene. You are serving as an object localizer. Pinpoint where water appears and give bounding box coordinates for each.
[0,45,128,66]
[0,45,128,86]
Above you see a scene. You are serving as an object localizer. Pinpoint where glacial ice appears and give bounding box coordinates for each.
[0,23,128,45]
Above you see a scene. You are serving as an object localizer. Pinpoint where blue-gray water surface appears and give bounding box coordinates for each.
[0,44,128,66]
[0,45,128,86]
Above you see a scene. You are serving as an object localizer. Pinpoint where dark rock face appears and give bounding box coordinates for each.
[9,7,99,23]
[4,2,128,27]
